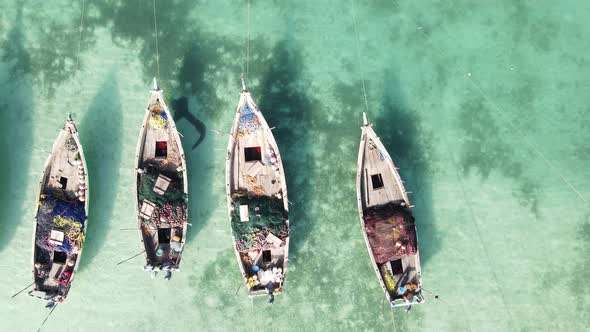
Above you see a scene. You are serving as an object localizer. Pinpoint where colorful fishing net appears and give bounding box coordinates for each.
[238,103,262,135]
[149,110,168,129]
[146,201,187,228]
[230,191,289,251]
[35,194,86,254]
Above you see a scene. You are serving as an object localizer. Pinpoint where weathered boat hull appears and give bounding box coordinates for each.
[134,79,188,274]
[30,117,89,303]
[356,113,424,308]
[225,83,290,298]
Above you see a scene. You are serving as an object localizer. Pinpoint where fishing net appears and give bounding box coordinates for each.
[238,103,261,136]
[149,102,168,129]
[138,164,187,228]
[230,191,288,251]
[146,201,187,228]
[35,193,86,254]
[149,110,168,129]
[364,203,417,263]
[138,164,186,206]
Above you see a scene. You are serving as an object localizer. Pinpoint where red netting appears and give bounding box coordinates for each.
[364,203,417,263]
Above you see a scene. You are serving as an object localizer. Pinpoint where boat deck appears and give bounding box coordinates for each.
[359,129,405,210]
[140,123,182,173]
[44,131,83,199]
[230,128,283,197]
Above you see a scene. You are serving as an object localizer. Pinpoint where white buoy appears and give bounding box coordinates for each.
[79,196,86,202]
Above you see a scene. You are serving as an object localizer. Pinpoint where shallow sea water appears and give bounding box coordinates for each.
[1,0,589,331]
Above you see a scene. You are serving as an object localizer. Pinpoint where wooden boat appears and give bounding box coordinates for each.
[225,77,290,299]
[356,113,424,308]
[30,115,88,303]
[135,79,188,275]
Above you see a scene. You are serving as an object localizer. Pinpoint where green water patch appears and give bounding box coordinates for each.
[0,5,33,252]
[77,72,123,270]
[23,0,96,97]
[457,96,541,215]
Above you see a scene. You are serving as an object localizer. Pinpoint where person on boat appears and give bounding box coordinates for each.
[267,283,275,304]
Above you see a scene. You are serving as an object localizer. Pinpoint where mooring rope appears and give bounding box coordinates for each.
[76,0,86,70]
[246,0,250,76]
[153,0,160,80]
[350,0,370,114]
[241,0,251,78]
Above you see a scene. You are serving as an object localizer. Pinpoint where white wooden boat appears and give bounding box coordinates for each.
[356,113,424,308]
[30,115,89,303]
[225,77,290,299]
[135,79,188,275]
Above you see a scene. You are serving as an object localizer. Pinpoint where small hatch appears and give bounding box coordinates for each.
[262,250,272,263]
[244,146,262,162]
[155,141,167,157]
[390,259,403,275]
[53,251,68,264]
[158,228,171,244]
[371,173,384,190]
[59,176,68,189]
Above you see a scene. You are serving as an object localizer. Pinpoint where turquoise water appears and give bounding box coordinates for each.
[1,0,589,330]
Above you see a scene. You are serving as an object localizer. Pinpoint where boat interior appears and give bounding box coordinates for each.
[136,92,187,271]
[241,247,286,295]
[378,257,422,305]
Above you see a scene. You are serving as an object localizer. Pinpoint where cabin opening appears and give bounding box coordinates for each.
[390,259,403,275]
[158,228,171,244]
[262,250,272,263]
[59,176,68,189]
[53,251,68,264]
[155,141,168,157]
[371,173,384,190]
[244,146,262,162]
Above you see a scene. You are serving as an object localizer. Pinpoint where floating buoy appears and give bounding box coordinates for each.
[79,196,85,202]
